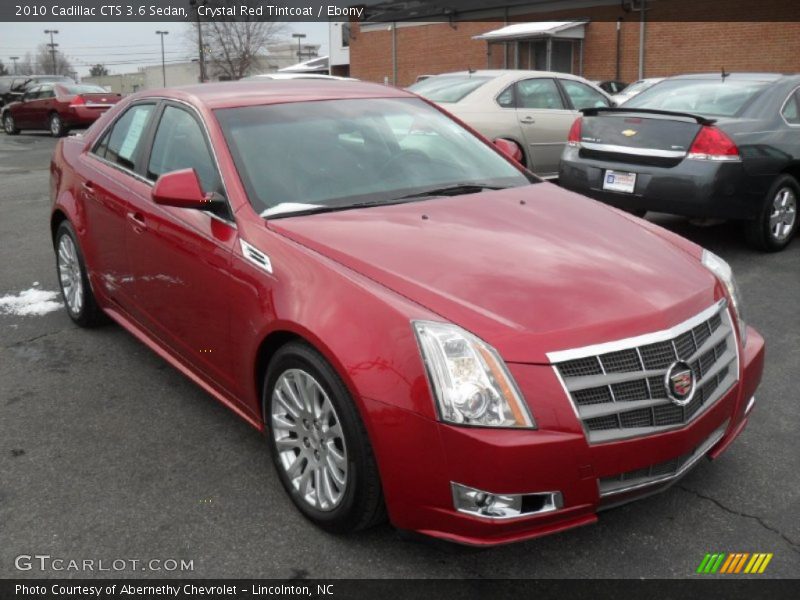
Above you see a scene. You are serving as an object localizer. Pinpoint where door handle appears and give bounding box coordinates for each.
[127,211,147,233]
[520,116,536,124]
[81,181,95,197]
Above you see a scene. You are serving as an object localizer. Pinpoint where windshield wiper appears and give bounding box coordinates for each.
[394,183,508,201]
[261,198,421,219]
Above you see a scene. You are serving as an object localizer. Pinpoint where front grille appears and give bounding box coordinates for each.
[598,422,729,497]
[552,302,739,443]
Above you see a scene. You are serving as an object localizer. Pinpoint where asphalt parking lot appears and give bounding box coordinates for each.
[0,131,798,579]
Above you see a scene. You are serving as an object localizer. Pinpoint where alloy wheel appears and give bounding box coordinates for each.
[769,186,797,242]
[4,115,13,133]
[57,234,84,315]
[271,368,348,512]
[50,114,61,136]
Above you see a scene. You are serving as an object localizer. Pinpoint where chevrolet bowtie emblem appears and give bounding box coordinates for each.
[621,129,637,137]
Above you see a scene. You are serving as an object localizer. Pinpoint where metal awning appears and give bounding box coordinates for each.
[473,21,587,42]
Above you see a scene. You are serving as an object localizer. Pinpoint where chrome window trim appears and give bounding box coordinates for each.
[579,141,687,159]
[546,299,726,363]
[779,84,800,127]
[87,96,237,228]
[598,421,728,498]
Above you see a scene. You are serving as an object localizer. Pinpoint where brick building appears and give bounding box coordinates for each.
[348,0,799,87]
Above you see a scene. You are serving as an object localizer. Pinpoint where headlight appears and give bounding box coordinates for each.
[701,249,746,345]
[413,321,535,428]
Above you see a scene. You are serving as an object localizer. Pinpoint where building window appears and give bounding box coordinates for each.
[342,23,350,48]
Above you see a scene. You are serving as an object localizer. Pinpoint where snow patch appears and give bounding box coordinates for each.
[0,288,63,316]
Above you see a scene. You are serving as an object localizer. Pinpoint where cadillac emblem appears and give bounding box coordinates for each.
[621,129,637,137]
[665,361,696,406]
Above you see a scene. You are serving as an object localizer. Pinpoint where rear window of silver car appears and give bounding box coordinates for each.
[407,76,493,103]
[625,79,770,117]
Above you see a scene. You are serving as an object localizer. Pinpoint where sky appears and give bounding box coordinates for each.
[0,22,330,78]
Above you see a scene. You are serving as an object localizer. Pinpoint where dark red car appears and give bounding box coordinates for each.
[50,81,764,546]
[3,83,121,137]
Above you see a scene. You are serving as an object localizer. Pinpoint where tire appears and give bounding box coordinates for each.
[49,112,65,137]
[263,341,385,533]
[745,174,799,252]
[55,221,105,327]
[3,112,19,135]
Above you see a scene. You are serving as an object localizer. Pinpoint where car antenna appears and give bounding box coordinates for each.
[721,66,729,81]
[468,67,475,77]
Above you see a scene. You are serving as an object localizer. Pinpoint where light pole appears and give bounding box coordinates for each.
[292,33,306,62]
[155,30,169,87]
[44,29,59,75]
[9,56,19,74]
[188,0,206,82]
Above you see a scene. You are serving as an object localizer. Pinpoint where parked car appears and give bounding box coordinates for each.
[0,74,74,108]
[243,73,355,81]
[408,70,614,178]
[560,72,800,251]
[593,80,628,95]
[611,77,665,105]
[2,83,121,137]
[50,80,763,545]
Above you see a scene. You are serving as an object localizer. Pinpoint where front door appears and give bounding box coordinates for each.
[125,102,237,394]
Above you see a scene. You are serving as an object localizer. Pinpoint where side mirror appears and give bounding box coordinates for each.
[152,168,221,210]
[493,138,523,164]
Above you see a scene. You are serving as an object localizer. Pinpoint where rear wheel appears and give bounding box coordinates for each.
[3,113,19,135]
[49,112,65,137]
[263,341,385,533]
[55,221,104,326]
[745,174,798,252]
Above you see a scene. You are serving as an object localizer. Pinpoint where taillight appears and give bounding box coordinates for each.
[69,95,85,107]
[687,126,740,161]
[567,117,582,147]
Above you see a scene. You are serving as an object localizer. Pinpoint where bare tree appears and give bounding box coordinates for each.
[89,64,109,77]
[35,43,74,76]
[16,53,35,76]
[187,11,288,80]
[0,61,8,76]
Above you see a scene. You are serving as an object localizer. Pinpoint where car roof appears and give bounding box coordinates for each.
[133,80,412,110]
[425,69,589,81]
[664,72,790,82]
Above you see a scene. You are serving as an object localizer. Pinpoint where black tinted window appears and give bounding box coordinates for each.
[147,106,220,193]
[97,104,155,170]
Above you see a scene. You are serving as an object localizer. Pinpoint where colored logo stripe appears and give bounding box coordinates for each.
[697,553,773,574]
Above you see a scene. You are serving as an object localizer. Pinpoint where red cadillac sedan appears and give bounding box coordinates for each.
[3,83,121,137]
[50,81,764,546]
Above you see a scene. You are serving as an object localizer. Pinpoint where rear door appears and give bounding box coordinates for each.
[513,77,576,176]
[30,84,56,128]
[125,102,237,393]
[79,102,158,307]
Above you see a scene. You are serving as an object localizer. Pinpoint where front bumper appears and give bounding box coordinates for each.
[365,326,764,546]
[559,147,769,220]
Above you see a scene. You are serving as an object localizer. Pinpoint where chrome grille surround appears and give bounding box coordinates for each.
[548,300,740,444]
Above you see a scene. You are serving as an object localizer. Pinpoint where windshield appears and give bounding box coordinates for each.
[407,75,493,103]
[621,80,657,96]
[58,84,108,94]
[215,97,532,217]
[625,79,769,117]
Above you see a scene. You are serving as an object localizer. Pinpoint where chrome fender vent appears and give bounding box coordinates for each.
[240,239,273,274]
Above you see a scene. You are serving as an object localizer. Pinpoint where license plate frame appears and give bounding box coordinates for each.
[603,170,637,194]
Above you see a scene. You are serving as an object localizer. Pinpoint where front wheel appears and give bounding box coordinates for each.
[263,341,385,533]
[3,113,19,135]
[745,174,798,252]
[50,112,65,137]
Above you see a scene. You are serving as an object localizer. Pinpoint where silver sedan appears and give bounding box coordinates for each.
[408,70,613,178]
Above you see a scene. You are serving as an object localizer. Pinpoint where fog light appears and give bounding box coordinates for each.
[451,483,563,520]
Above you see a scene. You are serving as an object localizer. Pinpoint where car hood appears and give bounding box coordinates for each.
[267,183,719,363]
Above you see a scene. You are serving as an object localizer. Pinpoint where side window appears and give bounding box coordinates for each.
[561,79,610,110]
[39,85,55,99]
[96,103,155,170]
[496,84,515,108]
[782,90,800,125]
[147,105,221,194]
[23,86,40,101]
[515,79,564,110]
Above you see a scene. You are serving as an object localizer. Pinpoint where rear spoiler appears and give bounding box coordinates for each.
[581,107,717,126]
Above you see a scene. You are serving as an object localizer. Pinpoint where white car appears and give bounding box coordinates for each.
[408,70,613,178]
[611,77,665,105]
